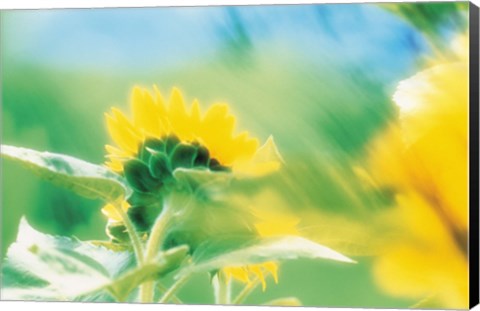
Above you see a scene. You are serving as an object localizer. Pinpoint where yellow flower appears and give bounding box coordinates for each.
[363,34,468,308]
[104,86,279,176]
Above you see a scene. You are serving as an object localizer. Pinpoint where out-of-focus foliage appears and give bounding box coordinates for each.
[382,2,468,49]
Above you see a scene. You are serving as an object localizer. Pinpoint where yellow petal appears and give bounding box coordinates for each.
[105,144,130,158]
[262,262,279,284]
[111,108,141,136]
[101,201,130,222]
[105,113,139,155]
[229,132,259,163]
[131,86,162,137]
[105,159,124,173]
[223,267,251,284]
[202,103,232,133]
[168,87,192,140]
[249,265,267,291]
[190,99,202,135]
[233,136,281,177]
[153,85,170,134]
[199,103,236,163]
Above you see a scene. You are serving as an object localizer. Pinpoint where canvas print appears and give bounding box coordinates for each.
[0,1,478,309]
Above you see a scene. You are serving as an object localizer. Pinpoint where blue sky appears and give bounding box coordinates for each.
[2,4,428,81]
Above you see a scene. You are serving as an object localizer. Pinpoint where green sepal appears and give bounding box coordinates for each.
[106,222,130,243]
[149,152,171,180]
[126,191,159,207]
[170,143,198,170]
[193,145,210,167]
[124,159,161,193]
[165,135,181,154]
[209,158,230,172]
[127,203,163,232]
[143,139,166,154]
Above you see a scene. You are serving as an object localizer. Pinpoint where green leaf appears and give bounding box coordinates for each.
[107,245,189,301]
[1,145,127,201]
[1,218,190,302]
[1,218,133,301]
[88,240,132,253]
[178,235,354,277]
[263,297,303,306]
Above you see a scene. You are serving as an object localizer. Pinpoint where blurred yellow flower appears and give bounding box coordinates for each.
[363,34,468,308]
[222,191,301,291]
[223,261,279,292]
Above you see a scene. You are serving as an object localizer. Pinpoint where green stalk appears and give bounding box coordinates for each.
[140,202,175,303]
[214,273,231,305]
[140,281,155,303]
[145,205,174,261]
[156,282,183,304]
[232,278,260,305]
[113,202,144,265]
[158,274,190,303]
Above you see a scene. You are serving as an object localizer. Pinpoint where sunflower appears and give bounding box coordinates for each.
[102,86,284,290]
[104,86,280,176]
[363,33,468,308]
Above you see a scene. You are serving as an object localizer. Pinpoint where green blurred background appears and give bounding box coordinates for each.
[0,2,467,307]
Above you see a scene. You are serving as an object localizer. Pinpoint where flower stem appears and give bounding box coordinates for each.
[145,204,173,261]
[158,274,190,303]
[156,282,183,304]
[113,202,144,264]
[140,202,175,303]
[213,273,231,305]
[232,278,260,305]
